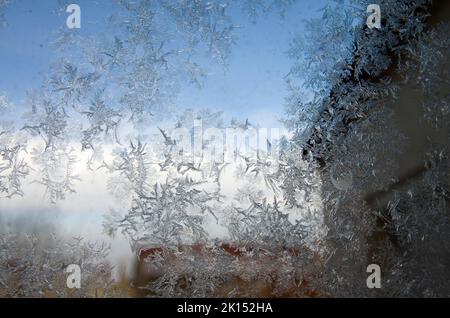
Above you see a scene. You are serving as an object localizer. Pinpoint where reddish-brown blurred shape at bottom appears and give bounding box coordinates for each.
[133,242,324,297]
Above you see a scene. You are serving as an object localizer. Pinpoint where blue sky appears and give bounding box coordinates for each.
[0,0,327,128]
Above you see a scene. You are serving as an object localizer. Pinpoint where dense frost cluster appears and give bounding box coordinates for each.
[285,0,450,297]
[0,231,112,297]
